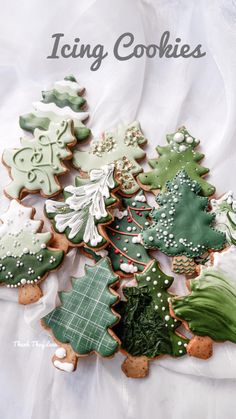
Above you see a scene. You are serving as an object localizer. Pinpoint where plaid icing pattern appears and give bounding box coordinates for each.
[43,258,119,357]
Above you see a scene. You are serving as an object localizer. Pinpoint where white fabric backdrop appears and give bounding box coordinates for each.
[1,0,236,418]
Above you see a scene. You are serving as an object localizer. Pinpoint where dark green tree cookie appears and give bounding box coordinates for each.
[141,171,226,269]
[114,259,188,358]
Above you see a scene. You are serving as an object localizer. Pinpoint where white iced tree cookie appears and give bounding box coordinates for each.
[45,164,119,249]
[211,191,236,245]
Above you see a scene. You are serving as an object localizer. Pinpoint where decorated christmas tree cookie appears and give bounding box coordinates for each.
[0,200,64,304]
[45,164,119,249]
[73,121,147,195]
[138,126,215,197]
[3,120,76,199]
[141,171,226,274]
[20,75,90,141]
[211,191,236,245]
[42,257,120,372]
[114,259,189,378]
[170,246,236,358]
[105,191,153,275]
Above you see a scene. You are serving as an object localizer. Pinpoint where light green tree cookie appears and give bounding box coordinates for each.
[138,126,215,197]
[73,121,147,195]
[20,75,90,141]
[3,120,76,199]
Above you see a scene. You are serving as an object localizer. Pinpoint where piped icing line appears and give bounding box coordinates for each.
[45,164,118,248]
[43,258,120,360]
[3,120,76,199]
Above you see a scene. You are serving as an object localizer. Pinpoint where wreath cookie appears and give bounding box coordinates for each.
[0,200,64,304]
[42,257,120,372]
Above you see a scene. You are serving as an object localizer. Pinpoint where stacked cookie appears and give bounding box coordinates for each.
[2,74,235,378]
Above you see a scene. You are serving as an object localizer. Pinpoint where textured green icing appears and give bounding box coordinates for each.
[141,171,226,257]
[114,260,188,358]
[138,127,215,197]
[43,258,119,357]
[171,268,236,343]
[3,120,75,199]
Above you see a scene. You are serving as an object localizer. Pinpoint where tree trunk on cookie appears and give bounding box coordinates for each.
[141,171,226,274]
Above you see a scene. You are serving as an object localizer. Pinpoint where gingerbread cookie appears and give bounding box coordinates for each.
[138,126,215,197]
[42,257,120,372]
[0,200,64,304]
[211,191,236,245]
[20,75,90,141]
[45,164,119,249]
[3,120,76,199]
[73,121,147,195]
[105,191,153,275]
[141,171,226,274]
[170,246,236,357]
[114,259,189,378]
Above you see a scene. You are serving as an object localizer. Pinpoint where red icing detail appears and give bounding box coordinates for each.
[116,237,121,240]
[114,249,120,254]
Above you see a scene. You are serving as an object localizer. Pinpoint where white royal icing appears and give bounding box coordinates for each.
[54,79,84,96]
[53,359,74,372]
[46,164,115,245]
[211,191,236,245]
[55,347,67,359]
[134,193,146,203]
[33,101,89,123]
[120,262,138,274]
[112,209,128,219]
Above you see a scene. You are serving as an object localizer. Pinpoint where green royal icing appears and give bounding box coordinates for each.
[114,260,188,358]
[3,120,76,199]
[0,200,63,287]
[138,127,215,197]
[73,121,147,195]
[106,191,152,274]
[141,171,226,258]
[171,247,236,343]
[43,258,119,357]
[19,75,90,141]
[45,164,118,249]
